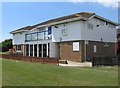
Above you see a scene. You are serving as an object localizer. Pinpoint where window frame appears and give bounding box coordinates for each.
[73,42,80,52]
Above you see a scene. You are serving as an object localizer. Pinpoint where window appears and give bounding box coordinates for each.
[100,21,104,26]
[44,31,48,40]
[32,33,37,40]
[26,34,31,41]
[38,32,44,40]
[37,27,45,32]
[73,42,80,51]
[61,29,67,36]
[48,26,52,35]
[16,45,21,51]
[88,23,93,30]
[93,45,97,53]
[108,24,115,28]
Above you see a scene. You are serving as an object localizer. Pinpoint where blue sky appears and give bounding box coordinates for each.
[1,2,118,42]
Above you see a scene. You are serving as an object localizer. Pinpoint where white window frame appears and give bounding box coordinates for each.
[93,45,97,53]
[73,42,80,51]
[61,29,67,36]
[88,23,93,30]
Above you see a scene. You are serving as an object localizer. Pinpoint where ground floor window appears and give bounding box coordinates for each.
[16,45,21,51]
[25,44,49,57]
[94,45,97,53]
[73,42,80,51]
[26,44,29,56]
[43,44,47,57]
[39,44,42,57]
[34,44,37,57]
[30,45,33,56]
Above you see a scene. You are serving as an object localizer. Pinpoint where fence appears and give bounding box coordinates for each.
[92,56,119,67]
[0,54,58,64]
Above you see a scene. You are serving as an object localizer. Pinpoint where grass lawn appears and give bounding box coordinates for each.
[0,52,8,54]
[2,58,118,86]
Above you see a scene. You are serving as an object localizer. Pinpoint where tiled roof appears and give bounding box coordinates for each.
[10,12,95,34]
[10,26,37,34]
[35,12,95,26]
[10,12,118,34]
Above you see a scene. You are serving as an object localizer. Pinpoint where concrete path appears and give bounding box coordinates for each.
[59,61,92,67]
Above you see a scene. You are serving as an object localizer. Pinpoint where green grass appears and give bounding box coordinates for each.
[0,52,8,54]
[2,58,118,86]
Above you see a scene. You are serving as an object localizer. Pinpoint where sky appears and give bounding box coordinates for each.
[1,1,119,42]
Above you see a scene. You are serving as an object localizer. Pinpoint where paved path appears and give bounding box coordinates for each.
[59,61,92,67]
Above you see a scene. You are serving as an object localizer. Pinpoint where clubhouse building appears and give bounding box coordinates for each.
[10,12,118,62]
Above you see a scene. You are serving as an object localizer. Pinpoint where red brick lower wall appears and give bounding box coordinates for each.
[60,40,116,62]
[86,41,116,60]
[60,41,84,62]
[1,54,58,64]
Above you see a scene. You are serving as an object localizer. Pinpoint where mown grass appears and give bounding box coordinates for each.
[2,58,118,86]
[0,52,8,54]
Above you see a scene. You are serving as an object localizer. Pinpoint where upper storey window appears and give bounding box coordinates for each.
[48,26,52,35]
[61,29,67,36]
[88,23,93,30]
[37,27,45,32]
[25,26,52,42]
[100,20,105,26]
[108,24,115,28]
[26,34,31,41]
[32,33,37,40]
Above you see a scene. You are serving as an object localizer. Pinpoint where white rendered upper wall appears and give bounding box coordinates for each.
[52,20,82,42]
[12,16,117,45]
[13,32,26,45]
[81,17,117,42]
[52,17,117,42]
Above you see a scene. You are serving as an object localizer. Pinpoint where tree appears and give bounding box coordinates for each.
[0,39,13,52]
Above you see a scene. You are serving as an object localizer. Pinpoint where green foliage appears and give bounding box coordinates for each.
[0,39,13,52]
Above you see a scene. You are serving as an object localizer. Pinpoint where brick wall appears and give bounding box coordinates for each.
[60,40,116,62]
[60,41,84,62]
[86,41,116,61]
[1,54,58,64]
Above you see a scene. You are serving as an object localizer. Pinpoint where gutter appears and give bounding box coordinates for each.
[95,15,118,26]
[36,17,88,28]
[10,30,28,34]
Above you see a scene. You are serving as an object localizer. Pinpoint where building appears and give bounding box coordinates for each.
[10,12,118,62]
[117,28,120,54]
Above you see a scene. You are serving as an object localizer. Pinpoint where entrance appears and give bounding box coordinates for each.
[43,44,47,57]
[26,44,29,56]
[30,45,33,56]
[39,44,42,57]
[34,44,37,57]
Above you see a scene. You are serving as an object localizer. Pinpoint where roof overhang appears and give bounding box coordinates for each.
[36,16,88,28]
[94,15,118,26]
[10,30,28,34]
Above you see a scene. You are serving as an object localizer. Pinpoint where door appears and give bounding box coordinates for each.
[39,44,42,57]
[30,45,33,56]
[26,44,29,56]
[43,44,47,57]
[34,44,37,57]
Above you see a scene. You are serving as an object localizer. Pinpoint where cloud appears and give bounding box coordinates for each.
[69,0,119,8]
[1,0,120,8]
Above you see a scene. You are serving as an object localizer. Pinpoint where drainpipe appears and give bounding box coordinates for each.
[84,40,87,62]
